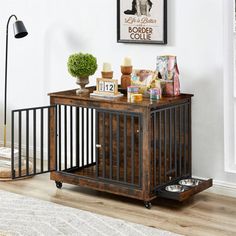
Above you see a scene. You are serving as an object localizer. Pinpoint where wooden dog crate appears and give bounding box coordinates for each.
[11,88,212,208]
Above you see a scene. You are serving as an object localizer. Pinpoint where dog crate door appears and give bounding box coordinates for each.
[96,110,143,188]
[11,105,57,179]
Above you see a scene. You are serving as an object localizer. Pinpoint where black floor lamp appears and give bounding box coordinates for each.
[3,15,28,147]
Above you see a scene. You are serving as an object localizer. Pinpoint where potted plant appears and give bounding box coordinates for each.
[67,53,98,94]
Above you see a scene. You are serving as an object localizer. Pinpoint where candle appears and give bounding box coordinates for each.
[123,57,132,67]
[103,63,112,72]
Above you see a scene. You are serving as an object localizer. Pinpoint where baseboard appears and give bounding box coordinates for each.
[208,180,236,198]
[193,176,236,198]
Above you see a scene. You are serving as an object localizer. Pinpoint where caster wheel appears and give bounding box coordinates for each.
[55,181,62,189]
[144,201,152,209]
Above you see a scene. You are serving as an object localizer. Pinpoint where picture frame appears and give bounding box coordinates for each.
[117,0,167,44]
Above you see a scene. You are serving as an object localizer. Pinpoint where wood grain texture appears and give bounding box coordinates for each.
[0,174,235,236]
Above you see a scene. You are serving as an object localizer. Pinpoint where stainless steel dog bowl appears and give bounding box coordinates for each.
[165,185,185,193]
[179,178,202,187]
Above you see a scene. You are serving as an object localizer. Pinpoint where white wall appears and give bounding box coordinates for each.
[1,0,236,184]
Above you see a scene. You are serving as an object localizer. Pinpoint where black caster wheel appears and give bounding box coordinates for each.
[55,181,62,189]
[144,201,152,209]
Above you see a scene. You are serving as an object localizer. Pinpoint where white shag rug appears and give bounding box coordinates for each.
[0,190,180,236]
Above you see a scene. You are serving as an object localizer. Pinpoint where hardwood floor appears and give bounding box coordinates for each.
[0,174,235,236]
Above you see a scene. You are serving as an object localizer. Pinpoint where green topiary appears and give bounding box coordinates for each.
[67,53,98,78]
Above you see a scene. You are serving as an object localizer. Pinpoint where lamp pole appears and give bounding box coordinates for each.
[3,15,28,147]
[4,15,18,147]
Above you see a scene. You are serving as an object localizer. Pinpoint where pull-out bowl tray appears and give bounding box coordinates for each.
[157,178,213,201]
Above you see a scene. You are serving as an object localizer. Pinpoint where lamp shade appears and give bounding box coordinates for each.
[13,20,28,38]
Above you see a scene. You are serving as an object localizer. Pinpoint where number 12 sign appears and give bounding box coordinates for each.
[95,78,119,95]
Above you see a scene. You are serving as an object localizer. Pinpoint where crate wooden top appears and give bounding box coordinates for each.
[49,88,193,109]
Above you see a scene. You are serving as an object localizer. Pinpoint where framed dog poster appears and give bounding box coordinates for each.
[117,0,167,44]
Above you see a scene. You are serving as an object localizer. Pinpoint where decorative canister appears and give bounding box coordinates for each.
[150,88,161,101]
[131,94,143,103]
[127,86,139,101]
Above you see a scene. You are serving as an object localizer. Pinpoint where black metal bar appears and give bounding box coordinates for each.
[123,114,127,182]
[64,105,67,170]
[87,108,89,165]
[55,106,58,171]
[96,111,99,178]
[91,109,94,163]
[174,108,177,178]
[169,108,172,176]
[33,109,36,174]
[138,115,142,187]
[164,110,167,182]
[58,105,61,171]
[150,102,189,114]
[179,106,182,176]
[154,113,157,187]
[12,105,56,113]
[102,112,105,178]
[131,116,134,184]
[188,102,192,176]
[82,107,84,167]
[109,113,113,179]
[76,107,79,167]
[40,108,44,173]
[117,114,120,181]
[184,104,187,175]
[18,111,22,177]
[159,111,162,185]
[86,108,91,165]
[11,111,15,178]
[47,108,50,172]
[26,110,29,175]
[70,106,73,168]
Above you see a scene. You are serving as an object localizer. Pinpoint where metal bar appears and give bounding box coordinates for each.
[40,108,44,173]
[117,114,120,181]
[123,114,127,182]
[96,111,99,178]
[159,111,162,185]
[174,108,177,178]
[76,107,79,167]
[131,116,134,184]
[164,110,167,182]
[55,106,58,171]
[87,108,89,165]
[26,110,29,175]
[102,112,105,178]
[11,111,15,178]
[154,113,157,187]
[47,108,50,171]
[82,107,84,167]
[58,105,61,171]
[169,108,172,176]
[138,115,142,187]
[33,109,36,174]
[188,102,192,176]
[150,102,189,114]
[91,109,94,163]
[70,106,73,168]
[64,105,67,170]
[109,113,113,179]
[179,106,182,176]
[18,111,22,177]
[184,104,187,174]
[12,105,56,113]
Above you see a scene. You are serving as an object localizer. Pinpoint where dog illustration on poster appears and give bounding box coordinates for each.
[124,0,153,17]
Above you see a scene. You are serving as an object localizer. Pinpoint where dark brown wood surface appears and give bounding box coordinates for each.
[48,88,193,109]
